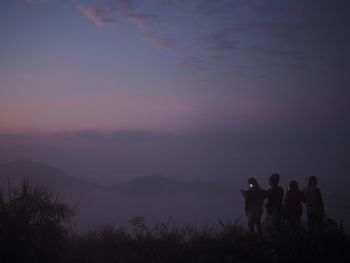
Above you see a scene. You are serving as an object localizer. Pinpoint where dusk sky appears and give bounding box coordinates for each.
[1,0,349,133]
[0,0,349,188]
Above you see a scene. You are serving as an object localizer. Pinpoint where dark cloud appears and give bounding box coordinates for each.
[181,57,208,71]
[245,0,350,42]
[140,31,176,50]
[148,0,183,7]
[245,45,306,69]
[76,1,174,50]
[125,13,168,29]
[25,0,52,4]
[149,0,235,15]
[104,0,137,11]
[77,5,118,26]
[32,0,350,57]
[34,0,350,70]
[198,30,239,52]
[192,0,236,15]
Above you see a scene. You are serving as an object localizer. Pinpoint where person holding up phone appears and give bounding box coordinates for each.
[240,178,266,235]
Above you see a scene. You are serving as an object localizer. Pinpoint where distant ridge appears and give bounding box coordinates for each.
[0,160,232,196]
[112,173,231,196]
[0,159,104,193]
[0,160,242,231]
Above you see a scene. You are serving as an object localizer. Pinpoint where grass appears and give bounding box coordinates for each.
[65,217,350,263]
[1,181,349,263]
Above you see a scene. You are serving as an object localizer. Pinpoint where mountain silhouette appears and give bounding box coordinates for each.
[112,173,231,196]
[0,160,240,231]
[0,160,120,232]
[0,159,103,194]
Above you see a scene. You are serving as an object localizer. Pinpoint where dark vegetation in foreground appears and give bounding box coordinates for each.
[1,181,349,263]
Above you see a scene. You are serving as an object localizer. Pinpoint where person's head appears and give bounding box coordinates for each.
[289,180,299,191]
[269,173,280,187]
[248,177,259,189]
[308,176,318,187]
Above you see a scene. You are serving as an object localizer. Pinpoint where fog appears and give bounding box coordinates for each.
[0,128,349,231]
[1,128,348,185]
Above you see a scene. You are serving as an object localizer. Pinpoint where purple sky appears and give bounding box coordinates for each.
[1,0,349,133]
[0,1,349,190]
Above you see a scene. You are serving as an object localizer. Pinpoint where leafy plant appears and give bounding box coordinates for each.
[0,179,74,263]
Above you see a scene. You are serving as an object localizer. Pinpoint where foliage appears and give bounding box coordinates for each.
[66,218,350,263]
[0,179,74,263]
[1,181,349,262]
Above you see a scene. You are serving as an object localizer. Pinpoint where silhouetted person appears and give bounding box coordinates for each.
[304,176,324,235]
[284,180,304,228]
[265,173,284,230]
[240,177,265,235]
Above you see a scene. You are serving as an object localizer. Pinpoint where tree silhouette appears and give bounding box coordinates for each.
[0,179,74,263]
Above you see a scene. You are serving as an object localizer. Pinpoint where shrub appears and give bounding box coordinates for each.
[66,218,350,263]
[0,179,74,263]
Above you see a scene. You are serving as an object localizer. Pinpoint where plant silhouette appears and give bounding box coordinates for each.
[0,179,74,263]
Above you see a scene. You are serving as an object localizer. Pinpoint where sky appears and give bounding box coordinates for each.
[0,0,349,187]
[1,0,349,133]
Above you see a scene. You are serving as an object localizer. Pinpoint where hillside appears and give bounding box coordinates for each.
[0,160,241,232]
[0,160,115,232]
[113,173,232,196]
[0,160,101,193]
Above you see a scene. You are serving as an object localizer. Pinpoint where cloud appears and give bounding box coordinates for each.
[192,0,236,15]
[148,0,184,7]
[126,13,168,29]
[150,0,235,15]
[108,0,137,11]
[245,0,350,42]
[199,30,238,52]
[140,31,176,50]
[125,13,175,49]
[76,3,175,50]
[77,5,117,26]
[25,0,52,4]
[181,57,207,71]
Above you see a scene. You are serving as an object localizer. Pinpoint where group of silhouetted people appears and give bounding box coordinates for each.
[240,174,325,236]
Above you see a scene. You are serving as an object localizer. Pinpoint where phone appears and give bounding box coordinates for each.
[249,184,254,189]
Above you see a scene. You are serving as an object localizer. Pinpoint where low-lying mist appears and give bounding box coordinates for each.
[0,129,349,231]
